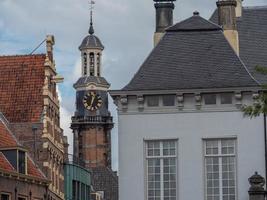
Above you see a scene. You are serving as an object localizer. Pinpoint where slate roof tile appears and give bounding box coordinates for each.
[123,14,258,91]
[210,6,267,84]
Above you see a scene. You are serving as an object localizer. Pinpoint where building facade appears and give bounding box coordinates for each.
[70,8,118,200]
[0,113,50,200]
[0,36,65,200]
[64,154,91,200]
[110,1,267,200]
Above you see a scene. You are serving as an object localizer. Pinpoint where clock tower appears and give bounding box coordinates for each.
[71,5,113,169]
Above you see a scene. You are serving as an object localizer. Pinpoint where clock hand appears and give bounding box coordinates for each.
[90,95,96,108]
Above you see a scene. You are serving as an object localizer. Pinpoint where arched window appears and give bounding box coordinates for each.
[97,53,100,76]
[83,53,87,76]
[89,53,95,76]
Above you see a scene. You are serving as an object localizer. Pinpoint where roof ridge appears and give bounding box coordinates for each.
[0,54,46,58]
[243,6,267,10]
[167,14,222,32]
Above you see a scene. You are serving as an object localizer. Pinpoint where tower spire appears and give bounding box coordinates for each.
[89,0,95,35]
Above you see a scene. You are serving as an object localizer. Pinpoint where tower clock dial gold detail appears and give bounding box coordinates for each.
[83,91,103,111]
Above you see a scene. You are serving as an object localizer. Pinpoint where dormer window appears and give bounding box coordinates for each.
[83,53,87,76]
[2,149,27,174]
[89,53,95,76]
[18,150,26,174]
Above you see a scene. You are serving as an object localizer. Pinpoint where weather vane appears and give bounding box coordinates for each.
[89,0,95,18]
[89,0,95,35]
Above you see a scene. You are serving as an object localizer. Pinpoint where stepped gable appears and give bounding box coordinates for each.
[0,54,46,123]
[123,13,258,91]
[210,6,267,84]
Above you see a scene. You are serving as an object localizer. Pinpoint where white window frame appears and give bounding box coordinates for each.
[145,140,178,200]
[203,139,237,200]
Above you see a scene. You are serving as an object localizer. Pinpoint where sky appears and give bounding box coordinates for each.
[0,0,266,171]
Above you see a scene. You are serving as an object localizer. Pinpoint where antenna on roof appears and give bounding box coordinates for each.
[89,0,95,35]
[30,38,46,55]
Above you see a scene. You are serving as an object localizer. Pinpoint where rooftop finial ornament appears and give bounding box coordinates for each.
[89,0,95,35]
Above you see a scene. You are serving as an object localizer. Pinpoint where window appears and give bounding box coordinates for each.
[220,93,232,105]
[204,94,217,105]
[89,53,95,76]
[146,140,177,200]
[1,194,10,200]
[83,53,87,76]
[18,150,26,174]
[146,96,159,107]
[97,53,100,76]
[162,95,175,106]
[204,139,236,200]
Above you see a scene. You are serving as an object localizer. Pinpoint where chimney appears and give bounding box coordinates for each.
[236,0,242,17]
[217,0,239,55]
[153,0,176,47]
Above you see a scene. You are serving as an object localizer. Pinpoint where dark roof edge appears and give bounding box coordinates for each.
[122,44,159,91]
[243,6,267,10]
[166,28,222,32]
[0,54,46,58]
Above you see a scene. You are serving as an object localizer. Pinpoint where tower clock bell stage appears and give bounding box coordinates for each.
[71,1,113,169]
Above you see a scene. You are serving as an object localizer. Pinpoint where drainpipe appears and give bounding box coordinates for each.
[32,125,38,160]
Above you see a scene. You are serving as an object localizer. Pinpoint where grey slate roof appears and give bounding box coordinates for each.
[79,34,104,50]
[91,167,118,200]
[74,76,110,89]
[123,14,259,91]
[210,6,267,84]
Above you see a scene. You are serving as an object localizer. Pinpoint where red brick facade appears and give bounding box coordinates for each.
[0,36,65,200]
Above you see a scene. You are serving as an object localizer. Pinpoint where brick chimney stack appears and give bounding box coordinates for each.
[216,0,239,55]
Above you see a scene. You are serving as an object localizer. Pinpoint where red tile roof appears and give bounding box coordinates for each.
[0,120,18,147]
[27,156,46,178]
[0,54,46,123]
[0,117,46,180]
[0,152,15,172]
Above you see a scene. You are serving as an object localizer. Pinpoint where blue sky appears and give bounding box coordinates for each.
[0,0,266,171]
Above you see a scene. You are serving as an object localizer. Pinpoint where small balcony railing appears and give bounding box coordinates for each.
[71,116,113,124]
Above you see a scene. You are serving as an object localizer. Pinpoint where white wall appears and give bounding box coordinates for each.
[118,110,265,200]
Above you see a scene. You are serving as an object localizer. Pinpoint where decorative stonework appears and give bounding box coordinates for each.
[235,92,242,108]
[137,95,144,111]
[176,93,184,110]
[195,93,202,110]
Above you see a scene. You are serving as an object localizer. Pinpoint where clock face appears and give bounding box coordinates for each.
[83,91,103,111]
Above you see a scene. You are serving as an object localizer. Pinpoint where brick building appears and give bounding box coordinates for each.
[70,6,118,200]
[0,35,65,200]
[0,113,50,200]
